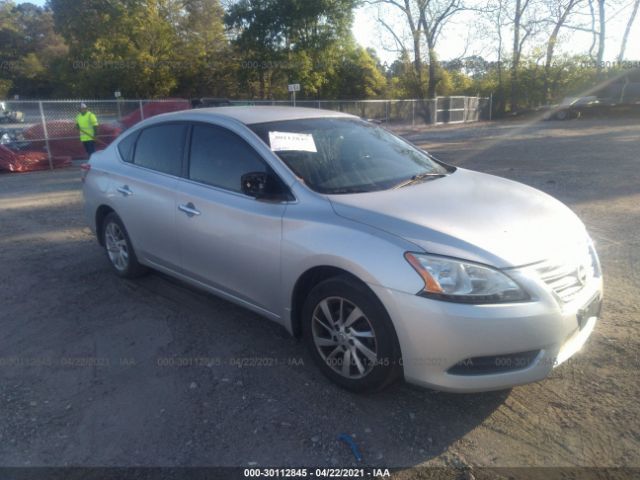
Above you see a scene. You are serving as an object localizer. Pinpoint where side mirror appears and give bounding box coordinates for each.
[241,172,269,198]
[241,171,293,201]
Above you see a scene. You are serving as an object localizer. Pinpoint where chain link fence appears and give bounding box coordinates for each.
[239,97,490,125]
[0,97,489,171]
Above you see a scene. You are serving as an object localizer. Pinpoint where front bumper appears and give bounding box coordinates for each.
[369,273,603,393]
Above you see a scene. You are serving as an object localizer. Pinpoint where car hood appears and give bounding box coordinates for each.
[328,168,587,268]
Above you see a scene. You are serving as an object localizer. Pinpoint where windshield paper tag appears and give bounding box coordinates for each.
[268,131,317,153]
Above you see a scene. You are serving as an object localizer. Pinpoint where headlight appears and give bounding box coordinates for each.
[404,253,529,304]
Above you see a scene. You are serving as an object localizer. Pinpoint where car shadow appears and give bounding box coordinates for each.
[126,270,510,468]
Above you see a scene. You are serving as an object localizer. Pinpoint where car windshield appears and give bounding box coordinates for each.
[249,118,451,194]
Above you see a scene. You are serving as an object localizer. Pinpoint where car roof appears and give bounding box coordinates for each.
[185,106,357,125]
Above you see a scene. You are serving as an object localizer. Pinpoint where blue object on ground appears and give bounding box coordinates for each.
[338,433,362,462]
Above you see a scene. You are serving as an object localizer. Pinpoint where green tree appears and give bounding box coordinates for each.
[51,0,176,97]
[171,0,234,97]
[226,0,358,99]
[385,54,428,98]
[0,1,68,97]
[226,0,286,98]
[50,0,231,98]
[327,46,386,99]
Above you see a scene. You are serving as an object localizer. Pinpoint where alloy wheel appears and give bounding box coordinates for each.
[311,296,378,379]
[105,222,129,271]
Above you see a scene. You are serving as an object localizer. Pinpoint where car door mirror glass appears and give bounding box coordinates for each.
[241,171,269,197]
[241,171,292,201]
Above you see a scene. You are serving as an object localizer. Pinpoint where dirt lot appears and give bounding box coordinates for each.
[0,117,639,471]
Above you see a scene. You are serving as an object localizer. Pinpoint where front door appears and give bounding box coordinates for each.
[176,123,287,315]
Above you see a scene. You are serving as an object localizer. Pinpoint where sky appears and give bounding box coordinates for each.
[16,0,640,66]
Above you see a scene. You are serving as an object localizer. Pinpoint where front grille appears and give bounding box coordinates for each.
[535,242,597,304]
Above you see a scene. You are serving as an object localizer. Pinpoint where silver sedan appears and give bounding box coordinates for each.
[82,107,603,392]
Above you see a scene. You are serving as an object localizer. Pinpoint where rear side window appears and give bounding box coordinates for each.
[189,124,267,192]
[133,124,187,176]
[117,131,138,163]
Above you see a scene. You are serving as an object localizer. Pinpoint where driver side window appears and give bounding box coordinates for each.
[189,124,268,193]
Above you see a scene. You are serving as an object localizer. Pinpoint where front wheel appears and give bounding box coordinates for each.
[302,275,402,392]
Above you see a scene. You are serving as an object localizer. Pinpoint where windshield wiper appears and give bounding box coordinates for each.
[393,172,448,189]
[322,187,372,194]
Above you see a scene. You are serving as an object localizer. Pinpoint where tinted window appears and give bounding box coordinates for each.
[117,131,138,163]
[189,124,267,192]
[133,124,187,176]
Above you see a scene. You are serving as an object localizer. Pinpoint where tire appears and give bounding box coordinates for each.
[101,212,147,278]
[555,109,568,120]
[302,275,402,392]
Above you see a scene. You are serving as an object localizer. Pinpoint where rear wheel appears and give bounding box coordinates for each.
[302,275,402,392]
[102,212,147,278]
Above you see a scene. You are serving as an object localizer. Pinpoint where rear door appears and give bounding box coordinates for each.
[176,122,288,315]
[110,123,187,270]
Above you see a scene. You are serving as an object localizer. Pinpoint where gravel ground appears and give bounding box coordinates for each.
[0,117,638,470]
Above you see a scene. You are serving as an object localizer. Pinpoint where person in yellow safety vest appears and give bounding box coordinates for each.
[75,103,99,157]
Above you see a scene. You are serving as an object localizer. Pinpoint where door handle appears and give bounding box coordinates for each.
[178,202,201,217]
[117,185,133,196]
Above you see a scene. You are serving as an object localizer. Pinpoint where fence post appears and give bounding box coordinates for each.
[433,98,438,125]
[38,101,53,170]
[385,101,389,124]
[412,100,415,127]
[466,97,470,123]
[139,100,144,120]
[489,93,493,121]
[464,97,469,123]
